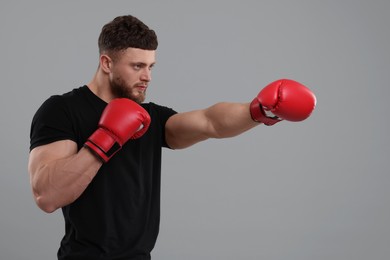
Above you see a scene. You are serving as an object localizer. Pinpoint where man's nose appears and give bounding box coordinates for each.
[140,68,151,82]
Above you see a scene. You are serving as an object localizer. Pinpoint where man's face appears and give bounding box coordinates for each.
[109,48,156,103]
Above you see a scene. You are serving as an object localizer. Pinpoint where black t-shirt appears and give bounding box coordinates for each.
[30,86,177,260]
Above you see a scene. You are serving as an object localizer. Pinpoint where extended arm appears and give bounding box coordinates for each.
[166,79,316,149]
[165,102,257,149]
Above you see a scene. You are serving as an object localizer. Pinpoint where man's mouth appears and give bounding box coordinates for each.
[136,85,147,92]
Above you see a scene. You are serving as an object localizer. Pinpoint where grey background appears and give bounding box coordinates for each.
[1,0,389,259]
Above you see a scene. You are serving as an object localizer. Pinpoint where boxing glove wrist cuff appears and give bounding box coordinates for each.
[84,128,122,162]
[250,98,281,126]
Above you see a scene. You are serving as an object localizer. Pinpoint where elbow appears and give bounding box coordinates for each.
[33,191,59,213]
[35,196,59,213]
[30,171,60,213]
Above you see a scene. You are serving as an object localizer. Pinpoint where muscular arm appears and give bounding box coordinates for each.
[166,102,259,149]
[28,140,102,213]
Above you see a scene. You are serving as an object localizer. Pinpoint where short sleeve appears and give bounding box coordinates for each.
[30,95,77,151]
[146,102,177,149]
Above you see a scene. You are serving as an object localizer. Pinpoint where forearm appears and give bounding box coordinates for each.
[205,102,259,138]
[31,147,102,213]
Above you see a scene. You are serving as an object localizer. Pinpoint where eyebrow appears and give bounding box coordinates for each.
[131,62,156,67]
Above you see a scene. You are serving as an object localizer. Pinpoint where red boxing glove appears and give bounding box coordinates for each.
[84,98,151,162]
[250,79,317,125]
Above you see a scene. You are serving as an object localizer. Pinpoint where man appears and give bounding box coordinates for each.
[28,15,316,260]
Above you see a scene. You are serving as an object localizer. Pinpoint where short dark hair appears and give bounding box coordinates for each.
[98,15,158,55]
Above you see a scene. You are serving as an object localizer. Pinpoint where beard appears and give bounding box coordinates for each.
[110,76,146,104]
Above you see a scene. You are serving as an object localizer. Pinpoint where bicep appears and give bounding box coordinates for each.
[165,109,214,149]
[28,140,78,177]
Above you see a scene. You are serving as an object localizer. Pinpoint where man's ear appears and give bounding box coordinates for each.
[100,54,112,73]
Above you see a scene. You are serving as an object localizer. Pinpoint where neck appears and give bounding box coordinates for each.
[87,70,114,103]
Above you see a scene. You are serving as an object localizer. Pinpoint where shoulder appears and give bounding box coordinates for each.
[142,102,177,119]
[38,86,84,108]
[34,95,67,120]
[30,86,95,151]
[35,86,94,115]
